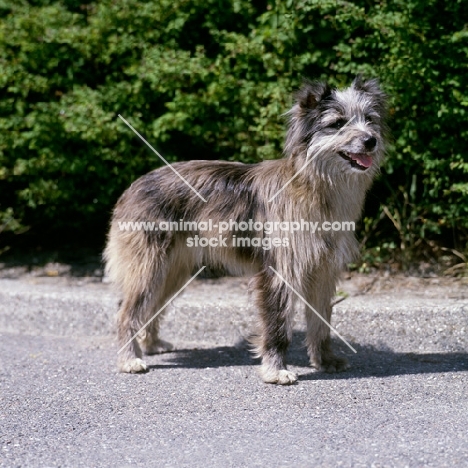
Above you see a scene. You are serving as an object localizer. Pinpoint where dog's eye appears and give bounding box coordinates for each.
[330,119,347,129]
[365,116,373,124]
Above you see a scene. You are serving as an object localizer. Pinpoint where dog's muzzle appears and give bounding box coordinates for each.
[339,136,377,171]
[338,151,374,171]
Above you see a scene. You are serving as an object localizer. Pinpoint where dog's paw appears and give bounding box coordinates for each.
[119,358,148,373]
[142,339,174,355]
[276,370,299,385]
[260,367,298,385]
[311,355,349,373]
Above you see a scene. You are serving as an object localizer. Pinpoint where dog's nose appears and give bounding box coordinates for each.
[364,136,377,150]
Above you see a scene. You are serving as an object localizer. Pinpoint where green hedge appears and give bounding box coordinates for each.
[0,0,467,265]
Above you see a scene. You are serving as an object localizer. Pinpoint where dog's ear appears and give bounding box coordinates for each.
[353,75,387,112]
[352,75,382,94]
[296,80,331,110]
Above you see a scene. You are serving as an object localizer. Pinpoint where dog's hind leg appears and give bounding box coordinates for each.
[251,268,298,385]
[137,251,195,356]
[117,292,152,373]
[105,227,171,373]
[117,264,189,371]
[115,250,166,373]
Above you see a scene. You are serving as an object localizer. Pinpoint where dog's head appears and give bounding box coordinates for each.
[285,77,388,177]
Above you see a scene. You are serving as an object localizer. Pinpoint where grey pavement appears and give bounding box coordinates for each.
[0,275,467,467]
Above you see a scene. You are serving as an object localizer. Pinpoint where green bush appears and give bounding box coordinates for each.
[0,0,467,265]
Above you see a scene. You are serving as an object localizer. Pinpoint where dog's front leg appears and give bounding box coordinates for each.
[303,269,350,373]
[251,269,298,385]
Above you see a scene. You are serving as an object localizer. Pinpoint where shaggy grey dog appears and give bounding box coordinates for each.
[104,77,387,385]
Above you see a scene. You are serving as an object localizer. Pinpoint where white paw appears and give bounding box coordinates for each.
[276,370,298,385]
[119,358,148,373]
[260,367,298,385]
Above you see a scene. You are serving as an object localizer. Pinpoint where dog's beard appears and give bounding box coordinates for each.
[306,132,380,176]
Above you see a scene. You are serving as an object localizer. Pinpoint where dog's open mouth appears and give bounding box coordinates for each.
[339,152,372,171]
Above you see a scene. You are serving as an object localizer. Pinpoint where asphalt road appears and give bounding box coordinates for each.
[1,275,467,467]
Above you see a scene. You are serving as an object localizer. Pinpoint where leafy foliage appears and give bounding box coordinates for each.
[0,0,467,264]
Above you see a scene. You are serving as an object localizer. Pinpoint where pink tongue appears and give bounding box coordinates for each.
[351,153,372,168]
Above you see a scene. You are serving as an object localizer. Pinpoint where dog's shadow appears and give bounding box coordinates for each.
[147,331,468,380]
